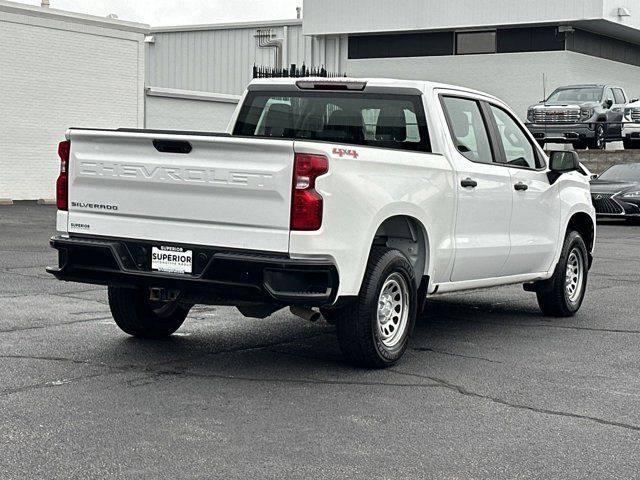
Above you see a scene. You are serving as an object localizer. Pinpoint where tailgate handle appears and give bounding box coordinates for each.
[153,140,192,154]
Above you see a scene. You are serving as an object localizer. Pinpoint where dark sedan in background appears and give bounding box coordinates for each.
[590,163,640,219]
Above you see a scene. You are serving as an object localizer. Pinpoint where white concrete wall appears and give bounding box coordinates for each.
[145,95,239,132]
[346,51,640,119]
[0,3,146,200]
[302,0,639,35]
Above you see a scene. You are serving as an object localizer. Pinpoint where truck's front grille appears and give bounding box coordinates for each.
[591,193,624,215]
[533,110,580,123]
[631,108,640,122]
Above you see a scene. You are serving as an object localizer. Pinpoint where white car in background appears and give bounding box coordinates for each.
[623,100,640,149]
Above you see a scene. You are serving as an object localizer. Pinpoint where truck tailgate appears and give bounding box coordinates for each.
[66,130,294,252]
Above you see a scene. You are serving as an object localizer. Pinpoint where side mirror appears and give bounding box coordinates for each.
[590,174,599,181]
[548,150,580,184]
[631,98,639,103]
[604,99,613,109]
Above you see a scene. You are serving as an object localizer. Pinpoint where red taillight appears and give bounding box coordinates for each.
[56,140,70,211]
[291,153,328,231]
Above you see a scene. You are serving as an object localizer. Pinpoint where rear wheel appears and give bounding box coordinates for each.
[623,139,640,150]
[108,286,190,338]
[536,231,588,317]
[334,247,417,368]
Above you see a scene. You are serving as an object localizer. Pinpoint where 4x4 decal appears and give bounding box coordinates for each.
[332,147,359,159]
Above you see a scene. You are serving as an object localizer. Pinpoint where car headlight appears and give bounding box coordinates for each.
[621,191,640,198]
[581,108,594,119]
[527,109,534,121]
[624,108,632,120]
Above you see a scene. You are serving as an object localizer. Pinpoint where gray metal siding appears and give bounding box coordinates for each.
[148,24,313,95]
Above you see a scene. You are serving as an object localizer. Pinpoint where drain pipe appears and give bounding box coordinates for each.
[256,28,284,70]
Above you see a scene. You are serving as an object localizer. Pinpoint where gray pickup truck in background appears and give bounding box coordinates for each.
[525,84,632,150]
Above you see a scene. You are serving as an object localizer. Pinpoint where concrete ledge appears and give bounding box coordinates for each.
[37,199,56,205]
[146,87,241,104]
[0,199,14,205]
[577,150,640,174]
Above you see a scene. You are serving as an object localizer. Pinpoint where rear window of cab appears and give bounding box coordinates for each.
[233,91,432,152]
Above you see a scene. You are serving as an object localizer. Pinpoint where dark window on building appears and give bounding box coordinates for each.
[348,32,454,59]
[456,31,496,55]
[567,29,640,67]
[347,26,640,66]
[497,27,565,53]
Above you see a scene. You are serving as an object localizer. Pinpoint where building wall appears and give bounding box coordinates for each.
[346,50,640,119]
[148,22,310,96]
[302,0,639,36]
[145,95,239,132]
[0,2,146,200]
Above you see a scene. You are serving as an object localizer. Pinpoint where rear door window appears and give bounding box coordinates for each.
[441,96,494,164]
[234,91,431,152]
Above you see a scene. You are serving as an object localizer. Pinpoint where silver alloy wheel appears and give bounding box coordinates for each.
[376,272,410,348]
[596,125,605,149]
[565,248,584,304]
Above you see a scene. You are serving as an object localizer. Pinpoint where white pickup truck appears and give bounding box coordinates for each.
[48,78,596,368]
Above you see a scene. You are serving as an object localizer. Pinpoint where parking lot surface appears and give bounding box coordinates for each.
[1,203,639,479]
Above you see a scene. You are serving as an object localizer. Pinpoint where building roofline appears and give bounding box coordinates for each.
[151,18,302,33]
[0,0,149,33]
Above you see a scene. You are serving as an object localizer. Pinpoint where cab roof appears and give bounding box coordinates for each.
[248,77,501,102]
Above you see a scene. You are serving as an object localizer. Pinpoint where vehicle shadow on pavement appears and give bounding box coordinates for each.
[87,292,548,380]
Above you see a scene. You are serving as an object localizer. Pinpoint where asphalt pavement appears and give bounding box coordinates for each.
[1,203,639,479]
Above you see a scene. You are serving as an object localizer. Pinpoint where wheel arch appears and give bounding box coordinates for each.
[566,211,595,267]
[371,215,431,290]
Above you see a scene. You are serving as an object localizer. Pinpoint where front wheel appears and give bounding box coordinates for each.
[536,231,588,317]
[334,247,417,368]
[108,286,191,338]
[588,124,606,150]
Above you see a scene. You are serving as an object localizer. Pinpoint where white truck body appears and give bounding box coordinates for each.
[49,78,596,367]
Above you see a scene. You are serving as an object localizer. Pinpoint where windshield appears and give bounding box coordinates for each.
[598,164,640,182]
[233,91,431,152]
[546,87,603,103]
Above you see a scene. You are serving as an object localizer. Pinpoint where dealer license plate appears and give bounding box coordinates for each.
[151,246,193,274]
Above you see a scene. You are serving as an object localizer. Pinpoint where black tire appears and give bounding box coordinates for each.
[536,231,588,317]
[319,308,340,325]
[333,247,417,368]
[573,140,588,150]
[536,140,546,149]
[108,286,190,338]
[587,124,606,150]
[623,139,640,150]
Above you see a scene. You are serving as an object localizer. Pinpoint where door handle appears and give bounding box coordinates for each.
[514,182,529,191]
[461,178,478,188]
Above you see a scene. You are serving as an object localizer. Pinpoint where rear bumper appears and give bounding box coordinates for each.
[525,123,595,142]
[46,236,339,307]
